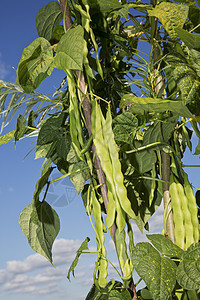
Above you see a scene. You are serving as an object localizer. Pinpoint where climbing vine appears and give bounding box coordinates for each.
[1,0,200,299]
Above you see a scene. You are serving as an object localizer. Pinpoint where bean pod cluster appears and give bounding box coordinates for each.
[91,100,134,283]
[169,172,199,250]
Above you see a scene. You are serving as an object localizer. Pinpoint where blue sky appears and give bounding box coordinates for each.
[0,1,200,300]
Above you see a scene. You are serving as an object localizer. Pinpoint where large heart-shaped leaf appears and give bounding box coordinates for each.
[53,25,84,70]
[131,242,177,300]
[16,37,54,93]
[19,201,60,264]
[36,1,62,41]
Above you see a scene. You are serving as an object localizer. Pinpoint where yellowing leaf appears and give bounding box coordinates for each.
[0,130,15,145]
[148,2,188,39]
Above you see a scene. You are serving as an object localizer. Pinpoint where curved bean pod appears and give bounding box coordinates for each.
[103,107,136,221]
[91,189,108,287]
[169,174,185,249]
[184,172,199,244]
[174,176,194,250]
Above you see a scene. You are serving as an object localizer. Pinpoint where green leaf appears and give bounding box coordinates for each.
[126,175,162,232]
[87,0,121,13]
[53,25,84,70]
[67,237,90,281]
[146,234,184,258]
[138,288,153,299]
[176,243,200,290]
[14,114,26,142]
[175,28,200,50]
[113,112,138,143]
[32,161,53,204]
[129,140,157,174]
[36,112,70,161]
[85,281,132,300]
[131,243,177,300]
[0,130,15,145]
[19,201,60,264]
[16,37,54,93]
[120,95,192,118]
[189,49,200,77]
[189,6,200,34]
[35,1,62,41]
[172,64,200,104]
[67,145,90,194]
[148,2,188,39]
[143,117,178,147]
[68,160,90,194]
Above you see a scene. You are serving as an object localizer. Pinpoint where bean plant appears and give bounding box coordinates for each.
[1,0,200,299]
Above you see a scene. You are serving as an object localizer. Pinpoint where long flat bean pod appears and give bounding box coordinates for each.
[91,188,108,287]
[184,172,199,244]
[174,176,194,250]
[67,70,83,158]
[102,106,136,221]
[169,174,185,249]
[91,101,124,231]
[115,226,133,281]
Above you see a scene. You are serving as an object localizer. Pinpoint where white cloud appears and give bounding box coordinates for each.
[0,207,165,298]
[0,238,94,297]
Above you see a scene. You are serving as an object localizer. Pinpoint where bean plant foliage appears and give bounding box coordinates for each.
[1,0,200,299]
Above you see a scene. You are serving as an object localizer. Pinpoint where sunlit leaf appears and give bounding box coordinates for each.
[120,95,192,118]
[36,1,62,41]
[131,242,177,300]
[147,234,184,258]
[67,237,90,280]
[16,38,54,93]
[0,130,15,145]
[19,201,60,264]
[172,64,200,104]
[177,243,200,290]
[53,26,84,70]
[148,2,188,39]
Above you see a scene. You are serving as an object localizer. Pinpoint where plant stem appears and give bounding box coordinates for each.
[59,2,138,298]
[150,0,175,243]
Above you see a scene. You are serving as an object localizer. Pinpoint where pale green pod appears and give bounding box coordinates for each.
[184,172,199,244]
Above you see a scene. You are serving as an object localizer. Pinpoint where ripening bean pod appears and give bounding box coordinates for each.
[115,226,133,281]
[184,172,199,244]
[106,182,116,229]
[169,174,185,249]
[67,70,83,158]
[174,176,194,250]
[91,189,108,287]
[91,101,124,231]
[103,107,136,221]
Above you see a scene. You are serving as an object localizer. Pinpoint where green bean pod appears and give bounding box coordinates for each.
[103,107,136,221]
[184,172,199,244]
[91,188,108,287]
[91,100,124,231]
[169,174,185,249]
[67,70,84,158]
[115,226,133,281]
[174,176,194,250]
